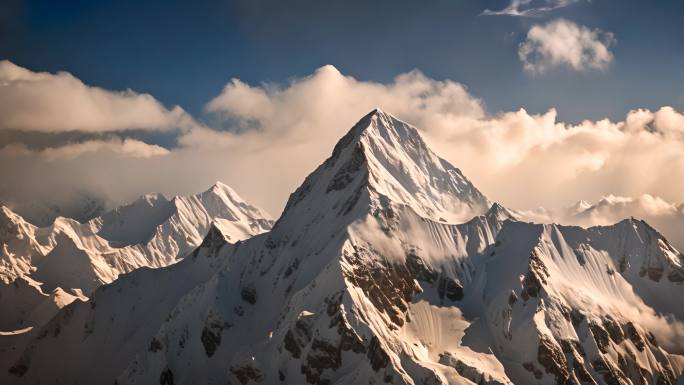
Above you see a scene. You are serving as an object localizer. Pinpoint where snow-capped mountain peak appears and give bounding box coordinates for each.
[283,108,490,225]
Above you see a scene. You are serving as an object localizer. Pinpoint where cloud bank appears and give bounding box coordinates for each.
[0,60,192,132]
[1,61,683,252]
[519,19,615,73]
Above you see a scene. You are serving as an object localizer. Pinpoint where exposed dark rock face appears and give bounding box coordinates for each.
[191,225,226,259]
[342,247,421,328]
[283,311,316,359]
[560,339,595,384]
[570,309,585,328]
[230,363,263,385]
[537,336,570,385]
[298,293,367,384]
[624,322,645,352]
[159,367,173,385]
[367,337,389,371]
[240,285,257,305]
[668,266,684,282]
[437,276,464,301]
[201,326,221,357]
[521,251,549,300]
[592,357,630,385]
[440,352,507,385]
[589,322,611,354]
[406,252,438,283]
[283,329,302,358]
[148,337,163,352]
[646,267,664,282]
[8,364,28,377]
[302,339,343,384]
[617,255,627,272]
[603,316,625,344]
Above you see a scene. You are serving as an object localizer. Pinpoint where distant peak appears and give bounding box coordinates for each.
[202,181,242,201]
[486,202,515,221]
[210,181,230,190]
[135,193,169,207]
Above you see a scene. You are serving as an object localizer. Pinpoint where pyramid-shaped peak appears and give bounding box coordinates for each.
[203,180,241,199]
[343,108,423,143]
[485,202,516,222]
[282,109,491,223]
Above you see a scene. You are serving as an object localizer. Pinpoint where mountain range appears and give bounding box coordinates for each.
[0,183,272,338]
[1,109,682,385]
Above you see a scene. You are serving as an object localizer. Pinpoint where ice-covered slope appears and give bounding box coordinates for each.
[5,109,683,385]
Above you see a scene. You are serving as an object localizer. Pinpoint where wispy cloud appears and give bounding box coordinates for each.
[519,19,615,73]
[482,0,581,17]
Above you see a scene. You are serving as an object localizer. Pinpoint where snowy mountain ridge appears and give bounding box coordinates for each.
[0,182,272,334]
[2,109,683,385]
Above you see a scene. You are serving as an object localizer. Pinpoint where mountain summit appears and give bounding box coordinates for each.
[4,110,683,385]
[282,108,490,223]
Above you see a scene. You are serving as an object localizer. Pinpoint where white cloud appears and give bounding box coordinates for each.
[0,60,193,132]
[519,19,615,73]
[0,138,170,160]
[482,0,581,17]
[2,64,684,252]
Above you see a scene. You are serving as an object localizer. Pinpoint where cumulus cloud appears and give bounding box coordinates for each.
[482,0,581,17]
[2,64,684,252]
[519,19,615,73]
[0,60,193,132]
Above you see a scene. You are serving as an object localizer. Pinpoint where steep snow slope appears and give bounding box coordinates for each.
[5,109,683,385]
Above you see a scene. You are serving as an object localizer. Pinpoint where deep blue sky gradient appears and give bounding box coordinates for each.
[2,0,683,123]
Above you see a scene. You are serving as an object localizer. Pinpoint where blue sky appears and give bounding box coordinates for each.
[2,0,683,123]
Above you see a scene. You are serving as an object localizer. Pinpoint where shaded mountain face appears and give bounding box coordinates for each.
[4,109,683,385]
